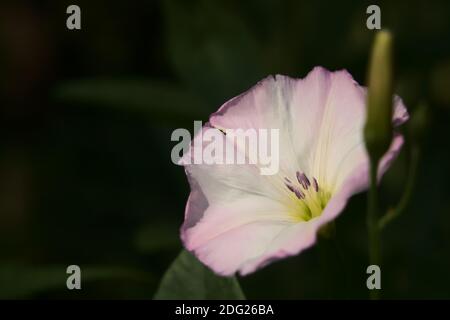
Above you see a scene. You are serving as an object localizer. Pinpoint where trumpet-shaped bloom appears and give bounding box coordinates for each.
[179,67,408,276]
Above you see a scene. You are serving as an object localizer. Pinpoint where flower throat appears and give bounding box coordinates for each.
[284,172,331,221]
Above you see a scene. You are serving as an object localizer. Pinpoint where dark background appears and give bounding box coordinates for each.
[1,0,449,299]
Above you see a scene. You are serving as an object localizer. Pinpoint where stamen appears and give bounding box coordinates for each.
[286,171,328,221]
[296,171,308,190]
[294,189,305,199]
[313,177,319,192]
[284,182,295,193]
[284,182,305,199]
[302,173,311,187]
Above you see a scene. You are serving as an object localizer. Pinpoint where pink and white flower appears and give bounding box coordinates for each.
[179,67,408,276]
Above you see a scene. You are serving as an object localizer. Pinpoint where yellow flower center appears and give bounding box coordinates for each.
[284,172,332,222]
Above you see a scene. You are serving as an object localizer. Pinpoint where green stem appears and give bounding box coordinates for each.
[367,159,381,300]
[378,146,420,230]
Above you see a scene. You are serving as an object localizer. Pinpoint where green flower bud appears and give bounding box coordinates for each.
[364,30,394,162]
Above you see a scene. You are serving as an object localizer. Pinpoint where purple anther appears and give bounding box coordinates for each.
[294,188,305,199]
[313,177,319,192]
[296,171,308,189]
[285,183,295,193]
[302,173,311,187]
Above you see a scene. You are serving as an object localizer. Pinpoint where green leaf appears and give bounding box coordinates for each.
[154,250,245,300]
[52,79,210,124]
[0,264,153,299]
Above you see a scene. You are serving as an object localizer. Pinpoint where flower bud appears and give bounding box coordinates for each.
[364,30,394,162]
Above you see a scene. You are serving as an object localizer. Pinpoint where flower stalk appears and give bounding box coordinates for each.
[364,30,394,300]
[367,160,381,300]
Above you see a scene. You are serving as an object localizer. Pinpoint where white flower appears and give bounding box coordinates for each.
[180,67,408,276]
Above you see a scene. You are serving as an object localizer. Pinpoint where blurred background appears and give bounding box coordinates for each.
[0,0,449,299]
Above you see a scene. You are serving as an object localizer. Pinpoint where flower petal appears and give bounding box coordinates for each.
[209,75,304,179]
[209,67,408,193]
[180,125,288,207]
[235,134,405,276]
[182,193,294,276]
[287,67,408,193]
